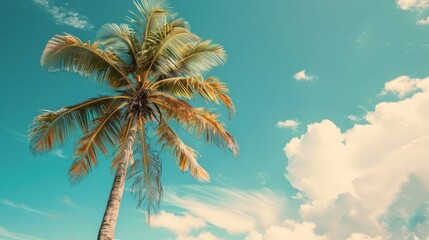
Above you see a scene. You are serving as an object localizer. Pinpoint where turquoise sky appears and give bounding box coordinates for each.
[1,0,429,239]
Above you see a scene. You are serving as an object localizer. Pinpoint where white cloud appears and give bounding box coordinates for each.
[33,0,93,30]
[245,220,327,240]
[284,75,429,238]
[0,226,43,240]
[417,16,429,25]
[276,120,300,130]
[346,233,383,240]
[50,149,69,159]
[396,0,429,10]
[355,31,368,46]
[176,231,221,240]
[1,199,54,218]
[151,210,206,234]
[57,195,78,208]
[0,126,27,143]
[293,70,316,81]
[379,75,429,97]
[160,186,287,234]
[347,115,362,122]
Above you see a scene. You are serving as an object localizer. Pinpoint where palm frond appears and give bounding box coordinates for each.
[97,23,139,67]
[172,40,226,76]
[151,93,238,156]
[41,34,134,89]
[127,0,172,42]
[151,75,235,114]
[155,120,209,182]
[69,103,127,182]
[29,96,127,154]
[110,117,134,170]
[127,118,162,223]
[142,27,199,79]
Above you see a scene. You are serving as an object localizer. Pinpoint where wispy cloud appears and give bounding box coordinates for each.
[347,115,362,122]
[276,120,299,131]
[293,70,316,81]
[1,199,54,218]
[33,0,94,30]
[0,226,43,240]
[50,149,69,159]
[0,126,27,143]
[354,31,368,46]
[57,195,78,208]
[158,185,287,235]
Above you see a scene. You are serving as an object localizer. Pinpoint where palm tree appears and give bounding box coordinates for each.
[28,0,238,239]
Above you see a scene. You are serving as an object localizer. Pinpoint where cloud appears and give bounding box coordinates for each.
[244,220,327,240]
[1,199,54,218]
[276,120,300,130]
[347,115,362,122]
[283,75,429,238]
[151,210,206,234]
[57,195,78,208]
[355,31,368,46]
[417,16,429,25]
[50,149,69,159]
[379,75,429,97]
[346,233,383,240]
[0,226,43,240]
[159,185,287,235]
[176,232,221,240]
[396,0,429,10]
[0,126,27,143]
[293,70,316,81]
[33,0,93,30]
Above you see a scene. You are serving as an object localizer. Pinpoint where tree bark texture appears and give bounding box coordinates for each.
[97,123,137,240]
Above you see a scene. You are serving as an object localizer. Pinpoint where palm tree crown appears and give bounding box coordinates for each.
[28,0,238,239]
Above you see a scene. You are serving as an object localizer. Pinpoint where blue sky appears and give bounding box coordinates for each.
[1,0,429,239]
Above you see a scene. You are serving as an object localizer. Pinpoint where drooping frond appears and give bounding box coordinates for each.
[155,120,209,182]
[171,40,226,76]
[41,34,134,89]
[151,93,238,156]
[111,117,134,170]
[29,96,128,154]
[69,103,127,182]
[127,0,172,42]
[151,76,235,114]
[127,118,162,223]
[143,27,200,78]
[97,23,139,66]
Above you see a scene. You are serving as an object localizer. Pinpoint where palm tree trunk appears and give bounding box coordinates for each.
[97,122,138,240]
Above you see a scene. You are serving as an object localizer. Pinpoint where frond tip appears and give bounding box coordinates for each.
[155,120,210,182]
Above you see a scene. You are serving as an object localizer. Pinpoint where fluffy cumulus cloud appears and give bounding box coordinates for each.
[244,221,327,240]
[284,75,429,239]
[379,75,429,97]
[293,70,316,81]
[396,0,429,10]
[276,119,300,130]
[33,0,93,30]
[151,211,206,234]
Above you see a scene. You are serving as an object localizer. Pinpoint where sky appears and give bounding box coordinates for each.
[1,0,429,239]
